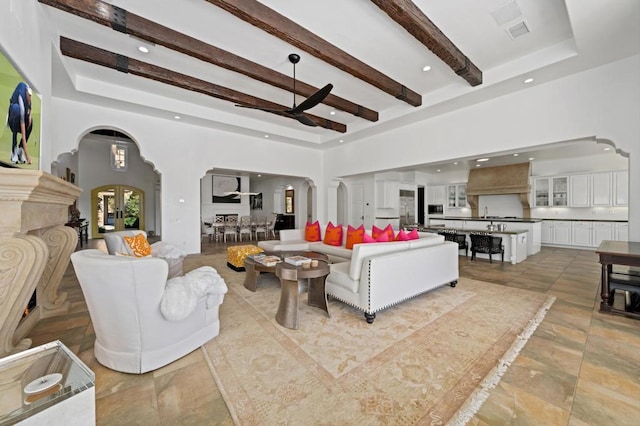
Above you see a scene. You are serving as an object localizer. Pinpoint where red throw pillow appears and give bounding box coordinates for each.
[346,225,365,249]
[371,225,384,239]
[305,221,321,242]
[395,229,410,241]
[362,232,376,243]
[323,222,343,246]
[407,229,420,240]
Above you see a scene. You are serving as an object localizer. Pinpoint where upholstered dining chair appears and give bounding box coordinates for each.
[201,219,215,242]
[469,232,504,263]
[254,217,268,240]
[223,215,238,243]
[212,215,225,241]
[70,249,227,374]
[238,216,252,241]
[438,230,469,257]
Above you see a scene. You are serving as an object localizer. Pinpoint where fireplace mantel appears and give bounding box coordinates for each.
[0,169,81,357]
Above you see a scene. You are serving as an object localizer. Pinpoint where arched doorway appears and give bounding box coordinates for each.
[91,184,145,238]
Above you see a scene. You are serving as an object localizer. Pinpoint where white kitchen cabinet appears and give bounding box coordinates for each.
[376,181,399,209]
[534,177,568,207]
[427,185,446,205]
[592,222,614,247]
[569,174,590,207]
[615,223,629,241]
[447,184,467,208]
[571,221,592,247]
[542,220,572,245]
[614,170,628,206]
[591,172,613,206]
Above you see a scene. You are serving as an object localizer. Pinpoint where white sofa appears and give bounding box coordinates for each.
[71,249,227,373]
[326,235,459,323]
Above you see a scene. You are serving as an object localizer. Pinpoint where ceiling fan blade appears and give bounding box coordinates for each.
[293,113,319,127]
[289,84,333,114]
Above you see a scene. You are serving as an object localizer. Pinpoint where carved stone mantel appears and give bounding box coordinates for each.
[0,169,81,357]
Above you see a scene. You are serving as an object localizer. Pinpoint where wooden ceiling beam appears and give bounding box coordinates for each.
[205,0,422,107]
[38,0,377,122]
[370,0,482,86]
[59,37,347,133]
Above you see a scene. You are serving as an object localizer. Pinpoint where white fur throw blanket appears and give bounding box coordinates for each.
[151,241,187,259]
[160,266,228,321]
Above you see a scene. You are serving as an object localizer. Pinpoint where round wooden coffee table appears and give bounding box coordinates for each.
[275,259,330,330]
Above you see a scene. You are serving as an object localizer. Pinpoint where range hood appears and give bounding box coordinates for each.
[466,162,531,218]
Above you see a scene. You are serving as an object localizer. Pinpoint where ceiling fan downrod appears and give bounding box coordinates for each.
[289,53,300,108]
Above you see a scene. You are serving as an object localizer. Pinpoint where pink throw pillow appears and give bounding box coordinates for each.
[407,229,420,240]
[362,232,376,243]
[395,229,410,241]
[375,232,390,242]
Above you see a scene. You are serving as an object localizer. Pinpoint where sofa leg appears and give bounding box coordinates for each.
[364,312,376,324]
[450,280,457,287]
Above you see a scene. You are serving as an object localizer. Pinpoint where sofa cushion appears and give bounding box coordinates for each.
[323,222,343,246]
[308,242,352,260]
[326,261,359,293]
[305,221,321,242]
[345,225,365,249]
[407,233,445,249]
[349,241,410,280]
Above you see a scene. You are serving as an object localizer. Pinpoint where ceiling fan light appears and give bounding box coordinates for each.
[137,46,149,54]
[422,65,431,72]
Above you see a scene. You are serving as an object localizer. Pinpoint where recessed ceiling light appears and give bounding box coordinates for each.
[513,153,519,156]
[257,174,262,177]
[339,139,344,143]
[422,65,432,72]
[476,158,490,162]
[264,135,269,138]
[528,157,535,161]
[475,164,481,167]
[436,169,441,172]
[138,46,149,54]
[603,147,611,151]
[453,162,458,165]
[174,115,181,120]
[330,111,336,115]
[524,78,534,84]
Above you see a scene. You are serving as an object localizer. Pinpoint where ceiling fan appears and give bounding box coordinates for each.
[235,53,333,127]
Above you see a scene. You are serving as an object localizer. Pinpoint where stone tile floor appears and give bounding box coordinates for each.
[24,238,640,425]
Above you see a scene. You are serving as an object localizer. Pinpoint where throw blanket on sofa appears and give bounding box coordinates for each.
[160,266,228,321]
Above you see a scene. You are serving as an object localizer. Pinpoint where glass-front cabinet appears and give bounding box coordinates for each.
[534,177,567,207]
[447,184,467,208]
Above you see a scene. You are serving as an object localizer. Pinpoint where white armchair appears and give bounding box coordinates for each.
[104,230,185,278]
[70,249,227,374]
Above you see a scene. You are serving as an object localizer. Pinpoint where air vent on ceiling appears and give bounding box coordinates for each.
[506,21,530,39]
[490,1,522,26]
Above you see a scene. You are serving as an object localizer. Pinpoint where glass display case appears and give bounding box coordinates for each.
[0,340,95,425]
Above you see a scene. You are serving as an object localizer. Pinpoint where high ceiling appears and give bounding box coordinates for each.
[42,0,639,161]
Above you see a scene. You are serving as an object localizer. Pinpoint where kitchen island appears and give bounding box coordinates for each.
[423,226,528,264]
[428,217,542,256]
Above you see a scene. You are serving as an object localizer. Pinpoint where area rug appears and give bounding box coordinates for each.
[196,254,555,425]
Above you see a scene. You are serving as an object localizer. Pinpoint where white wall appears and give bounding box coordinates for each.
[325,55,640,240]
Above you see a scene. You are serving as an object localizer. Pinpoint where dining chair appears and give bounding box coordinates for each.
[438,230,468,257]
[238,216,252,241]
[254,217,268,240]
[223,215,238,243]
[212,215,225,241]
[201,220,215,242]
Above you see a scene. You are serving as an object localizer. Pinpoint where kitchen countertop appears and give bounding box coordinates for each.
[431,217,628,223]
[424,226,528,235]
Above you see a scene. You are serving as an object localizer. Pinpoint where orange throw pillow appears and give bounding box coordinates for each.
[305,221,321,242]
[123,233,152,257]
[323,222,343,246]
[345,225,365,249]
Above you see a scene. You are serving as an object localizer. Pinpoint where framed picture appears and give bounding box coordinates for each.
[250,193,263,210]
[0,50,41,170]
[212,175,241,203]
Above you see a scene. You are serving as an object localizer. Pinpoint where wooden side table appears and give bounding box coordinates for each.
[275,261,330,329]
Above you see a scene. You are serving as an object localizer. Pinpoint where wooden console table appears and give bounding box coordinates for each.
[595,240,640,319]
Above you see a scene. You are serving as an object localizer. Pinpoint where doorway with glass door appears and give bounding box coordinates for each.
[91,185,145,238]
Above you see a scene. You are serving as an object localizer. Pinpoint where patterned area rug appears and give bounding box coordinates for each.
[196,254,555,425]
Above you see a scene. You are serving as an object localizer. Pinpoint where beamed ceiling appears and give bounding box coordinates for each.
[40,0,639,156]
